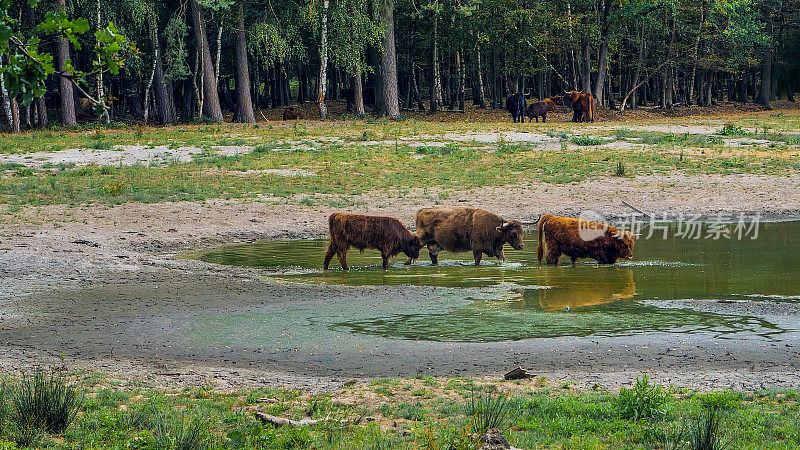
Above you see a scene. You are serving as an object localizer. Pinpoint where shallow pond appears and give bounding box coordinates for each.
[182,221,798,343]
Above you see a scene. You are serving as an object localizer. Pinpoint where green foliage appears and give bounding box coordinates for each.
[0,0,133,107]
[615,374,669,421]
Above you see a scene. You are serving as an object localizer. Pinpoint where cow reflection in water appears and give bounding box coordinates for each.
[523,267,636,311]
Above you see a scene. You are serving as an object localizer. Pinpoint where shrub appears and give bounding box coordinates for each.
[10,369,82,434]
[465,391,511,433]
[615,374,668,420]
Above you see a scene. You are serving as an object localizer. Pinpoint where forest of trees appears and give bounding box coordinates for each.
[1,0,799,130]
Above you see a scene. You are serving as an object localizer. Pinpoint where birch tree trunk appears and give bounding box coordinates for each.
[189,0,224,121]
[317,0,329,120]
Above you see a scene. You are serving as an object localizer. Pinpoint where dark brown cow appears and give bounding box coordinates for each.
[282,106,303,120]
[526,100,552,123]
[537,214,635,265]
[324,213,422,270]
[407,207,524,266]
[564,90,595,123]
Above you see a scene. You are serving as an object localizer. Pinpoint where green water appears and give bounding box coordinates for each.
[182,221,798,343]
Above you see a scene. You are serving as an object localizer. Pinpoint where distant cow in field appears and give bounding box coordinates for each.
[282,106,303,120]
[537,214,635,265]
[505,93,526,123]
[526,100,554,123]
[324,213,422,270]
[564,90,595,123]
[407,207,525,266]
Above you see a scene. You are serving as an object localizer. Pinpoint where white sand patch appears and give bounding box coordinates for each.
[443,132,560,144]
[0,144,259,168]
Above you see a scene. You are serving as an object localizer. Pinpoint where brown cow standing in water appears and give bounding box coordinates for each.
[324,213,422,270]
[282,106,303,120]
[564,90,595,123]
[406,207,525,266]
[537,214,635,265]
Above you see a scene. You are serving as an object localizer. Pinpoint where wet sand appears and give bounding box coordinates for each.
[2,176,800,391]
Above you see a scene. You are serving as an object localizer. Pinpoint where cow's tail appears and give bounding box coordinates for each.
[537,215,550,262]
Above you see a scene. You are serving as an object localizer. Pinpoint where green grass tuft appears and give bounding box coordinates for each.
[614,374,669,421]
[10,369,82,435]
[466,390,510,433]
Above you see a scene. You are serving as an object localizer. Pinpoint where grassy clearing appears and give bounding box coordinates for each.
[0,112,799,207]
[0,371,797,449]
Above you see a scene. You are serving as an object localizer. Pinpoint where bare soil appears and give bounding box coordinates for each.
[2,170,800,391]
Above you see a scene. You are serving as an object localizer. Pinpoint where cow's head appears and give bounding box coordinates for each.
[612,230,636,260]
[563,90,581,104]
[404,235,423,259]
[496,219,525,250]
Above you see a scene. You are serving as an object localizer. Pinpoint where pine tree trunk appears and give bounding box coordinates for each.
[189,0,224,121]
[57,0,77,126]
[317,0,329,120]
[580,15,591,92]
[429,9,441,113]
[352,72,365,115]
[379,0,400,117]
[234,2,255,122]
[592,0,614,105]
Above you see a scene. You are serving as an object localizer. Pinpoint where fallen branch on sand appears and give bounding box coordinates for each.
[622,200,653,217]
[253,412,329,427]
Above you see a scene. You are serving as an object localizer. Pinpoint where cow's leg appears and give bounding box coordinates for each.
[428,243,441,265]
[381,252,390,270]
[323,245,336,270]
[496,247,506,263]
[473,250,483,266]
[570,255,577,266]
[546,249,561,265]
[403,256,414,265]
[337,248,349,271]
[542,114,546,123]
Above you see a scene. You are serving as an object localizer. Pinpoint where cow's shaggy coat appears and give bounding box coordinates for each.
[408,207,525,265]
[526,100,551,123]
[282,106,303,120]
[324,213,422,270]
[564,90,595,123]
[505,93,527,123]
[537,214,635,265]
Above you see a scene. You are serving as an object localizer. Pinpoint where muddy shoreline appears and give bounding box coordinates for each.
[2,174,800,391]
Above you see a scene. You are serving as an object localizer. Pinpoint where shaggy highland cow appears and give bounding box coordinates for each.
[324,213,422,270]
[537,214,635,265]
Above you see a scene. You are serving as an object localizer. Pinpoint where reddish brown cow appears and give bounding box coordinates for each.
[407,207,524,266]
[324,213,422,270]
[564,90,595,123]
[537,214,635,265]
[282,106,303,120]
